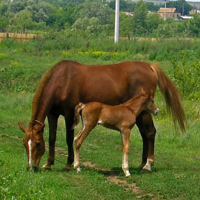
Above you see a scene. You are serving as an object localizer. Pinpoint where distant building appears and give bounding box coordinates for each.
[158,8,181,19]
[189,9,200,15]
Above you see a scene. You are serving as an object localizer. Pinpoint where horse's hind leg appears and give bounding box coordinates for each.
[74,122,95,172]
[43,113,59,170]
[136,111,156,173]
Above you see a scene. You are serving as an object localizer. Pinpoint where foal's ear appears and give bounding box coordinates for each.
[148,90,154,100]
[18,122,27,133]
[140,87,146,95]
[148,89,154,98]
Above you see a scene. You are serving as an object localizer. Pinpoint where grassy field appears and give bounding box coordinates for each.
[1,40,200,199]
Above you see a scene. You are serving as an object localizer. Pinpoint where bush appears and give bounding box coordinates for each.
[169,50,200,100]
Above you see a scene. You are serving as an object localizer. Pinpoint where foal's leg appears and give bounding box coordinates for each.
[73,129,84,172]
[121,128,131,177]
[74,122,96,172]
[136,111,156,172]
[43,113,59,170]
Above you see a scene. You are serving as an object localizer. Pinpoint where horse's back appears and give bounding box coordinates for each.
[45,60,158,111]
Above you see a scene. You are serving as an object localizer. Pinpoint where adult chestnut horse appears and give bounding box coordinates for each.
[18,60,186,172]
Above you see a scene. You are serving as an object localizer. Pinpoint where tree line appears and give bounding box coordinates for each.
[0,0,199,38]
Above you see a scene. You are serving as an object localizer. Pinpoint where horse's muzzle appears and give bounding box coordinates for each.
[27,166,38,172]
[33,166,39,172]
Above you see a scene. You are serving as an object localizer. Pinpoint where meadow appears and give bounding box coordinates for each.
[1,37,200,199]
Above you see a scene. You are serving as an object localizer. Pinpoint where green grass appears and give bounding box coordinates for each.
[1,92,200,200]
[1,40,200,199]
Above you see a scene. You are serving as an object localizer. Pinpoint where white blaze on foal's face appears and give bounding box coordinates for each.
[28,139,32,167]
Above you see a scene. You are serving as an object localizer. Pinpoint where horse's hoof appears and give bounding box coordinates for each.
[42,164,52,170]
[139,163,145,170]
[63,164,73,172]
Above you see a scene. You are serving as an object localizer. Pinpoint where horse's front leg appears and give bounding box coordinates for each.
[136,111,156,173]
[121,128,131,177]
[42,113,59,170]
[63,116,75,171]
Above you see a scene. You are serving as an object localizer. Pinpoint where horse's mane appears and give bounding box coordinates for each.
[30,61,62,123]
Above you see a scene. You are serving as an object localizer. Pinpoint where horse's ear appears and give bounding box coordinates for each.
[18,122,27,133]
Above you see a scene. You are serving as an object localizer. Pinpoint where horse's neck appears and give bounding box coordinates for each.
[124,96,146,116]
[31,93,53,123]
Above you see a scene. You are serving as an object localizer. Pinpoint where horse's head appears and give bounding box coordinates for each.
[18,121,45,172]
[140,88,159,116]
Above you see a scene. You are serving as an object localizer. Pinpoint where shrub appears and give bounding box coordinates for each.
[169,50,200,100]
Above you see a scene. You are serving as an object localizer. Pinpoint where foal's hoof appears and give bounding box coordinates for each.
[63,164,73,172]
[42,164,52,170]
[125,174,131,178]
[123,170,131,178]
[76,167,81,173]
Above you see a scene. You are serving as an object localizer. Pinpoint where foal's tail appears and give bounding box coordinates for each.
[151,63,186,132]
[72,103,86,129]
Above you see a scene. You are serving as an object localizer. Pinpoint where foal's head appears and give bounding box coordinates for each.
[144,95,159,115]
[140,88,159,116]
[18,121,45,172]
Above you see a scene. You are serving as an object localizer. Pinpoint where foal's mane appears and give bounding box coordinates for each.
[30,61,61,123]
[124,93,148,107]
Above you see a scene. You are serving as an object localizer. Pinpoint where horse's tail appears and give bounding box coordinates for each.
[72,103,86,129]
[151,63,186,132]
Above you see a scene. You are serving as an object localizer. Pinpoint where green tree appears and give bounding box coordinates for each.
[46,3,77,30]
[120,12,133,37]
[26,1,53,23]
[146,2,160,12]
[9,10,33,31]
[0,3,9,17]
[71,0,113,35]
[108,0,134,12]
[186,13,200,36]
[9,0,27,14]
[153,20,179,38]
[166,0,192,15]
[0,16,9,30]
[132,0,148,35]
[74,1,113,25]
[146,13,164,34]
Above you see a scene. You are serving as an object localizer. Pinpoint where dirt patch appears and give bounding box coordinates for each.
[82,161,158,199]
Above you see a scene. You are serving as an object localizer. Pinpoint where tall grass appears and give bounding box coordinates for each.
[1,36,200,94]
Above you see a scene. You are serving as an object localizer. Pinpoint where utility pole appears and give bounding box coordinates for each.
[114,0,120,43]
[164,0,167,21]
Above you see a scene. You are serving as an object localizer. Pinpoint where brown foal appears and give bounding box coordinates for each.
[73,88,159,177]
